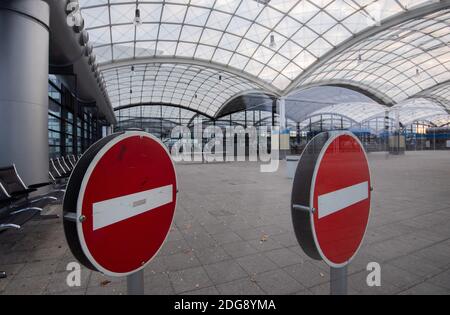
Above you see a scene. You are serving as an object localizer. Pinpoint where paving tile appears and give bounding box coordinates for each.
[427,269,450,290]
[264,248,302,268]
[283,261,329,288]
[399,281,449,295]
[164,251,202,272]
[85,282,126,295]
[169,266,213,294]
[45,270,90,294]
[234,228,264,241]
[216,277,265,295]
[377,264,425,290]
[222,241,258,258]
[248,238,284,253]
[413,244,450,268]
[144,273,174,295]
[2,275,50,295]
[194,246,231,265]
[347,270,401,295]
[204,260,247,285]
[236,254,278,275]
[181,285,219,295]
[159,239,192,256]
[389,254,444,277]
[15,259,59,279]
[211,231,242,245]
[271,233,299,248]
[184,234,218,251]
[253,269,305,295]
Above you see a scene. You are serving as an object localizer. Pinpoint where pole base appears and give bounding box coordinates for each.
[330,266,348,295]
[127,270,144,295]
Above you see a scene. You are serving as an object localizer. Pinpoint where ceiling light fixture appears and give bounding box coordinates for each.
[269,34,276,49]
[133,8,142,26]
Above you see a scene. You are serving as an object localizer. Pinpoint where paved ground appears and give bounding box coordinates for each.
[1,151,450,295]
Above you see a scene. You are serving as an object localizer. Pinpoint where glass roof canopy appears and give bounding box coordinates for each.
[306,102,387,123]
[390,97,448,125]
[297,8,450,104]
[116,104,201,121]
[78,0,449,118]
[298,98,449,126]
[102,63,261,117]
[417,81,450,109]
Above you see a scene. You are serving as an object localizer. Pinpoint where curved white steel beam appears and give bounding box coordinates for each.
[99,56,282,97]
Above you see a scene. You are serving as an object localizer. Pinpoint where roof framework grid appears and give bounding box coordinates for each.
[304,101,389,123]
[103,62,264,117]
[78,0,450,118]
[294,8,450,104]
[429,114,450,126]
[414,80,450,110]
[390,97,448,125]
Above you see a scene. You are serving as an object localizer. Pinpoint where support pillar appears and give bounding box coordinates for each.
[0,0,50,185]
[278,98,289,159]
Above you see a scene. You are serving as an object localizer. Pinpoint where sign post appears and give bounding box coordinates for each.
[330,266,348,295]
[127,270,144,295]
[63,131,177,295]
[291,131,372,295]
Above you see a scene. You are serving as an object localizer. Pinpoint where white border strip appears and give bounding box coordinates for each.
[93,185,173,231]
[318,181,369,219]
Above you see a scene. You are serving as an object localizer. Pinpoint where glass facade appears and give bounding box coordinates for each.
[48,75,101,158]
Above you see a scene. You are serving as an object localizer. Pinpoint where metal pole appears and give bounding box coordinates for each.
[330,266,347,295]
[127,270,144,295]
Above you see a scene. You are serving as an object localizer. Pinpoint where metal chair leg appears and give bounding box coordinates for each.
[0,223,21,232]
[29,196,58,204]
[0,271,6,279]
[9,207,42,216]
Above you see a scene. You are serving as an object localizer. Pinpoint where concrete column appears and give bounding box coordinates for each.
[0,0,50,185]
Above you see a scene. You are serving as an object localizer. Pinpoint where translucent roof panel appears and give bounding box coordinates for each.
[285,86,376,122]
[306,102,388,123]
[79,0,439,92]
[417,81,450,110]
[115,105,199,122]
[298,9,450,104]
[103,63,262,117]
[391,97,447,125]
[429,114,450,126]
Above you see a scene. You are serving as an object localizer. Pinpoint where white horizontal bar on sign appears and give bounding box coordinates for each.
[92,185,173,231]
[318,181,369,219]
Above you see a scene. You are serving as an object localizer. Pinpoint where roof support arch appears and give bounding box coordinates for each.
[100,57,281,97]
[287,81,395,106]
[113,102,214,120]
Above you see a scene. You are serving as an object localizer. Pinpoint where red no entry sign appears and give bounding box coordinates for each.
[291,131,371,267]
[63,131,177,276]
